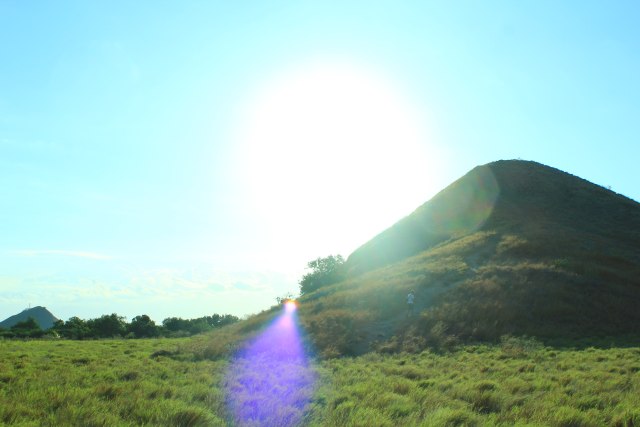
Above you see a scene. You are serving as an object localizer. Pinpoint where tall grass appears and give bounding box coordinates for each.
[306,344,640,426]
[1,338,639,426]
[0,339,227,426]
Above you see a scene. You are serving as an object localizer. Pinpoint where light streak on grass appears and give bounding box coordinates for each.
[224,300,316,426]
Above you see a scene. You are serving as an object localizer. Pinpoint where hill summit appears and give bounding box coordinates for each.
[346,160,640,275]
[0,306,59,330]
[295,160,640,356]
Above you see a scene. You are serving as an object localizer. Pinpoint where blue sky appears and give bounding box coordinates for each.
[1,1,639,322]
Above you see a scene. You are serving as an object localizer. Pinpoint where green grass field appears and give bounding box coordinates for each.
[0,339,227,426]
[2,337,639,426]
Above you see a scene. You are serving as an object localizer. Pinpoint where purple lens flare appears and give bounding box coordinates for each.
[224,301,316,426]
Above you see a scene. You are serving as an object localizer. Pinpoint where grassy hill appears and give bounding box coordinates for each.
[293,160,640,357]
[0,306,58,330]
[184,159,640,361]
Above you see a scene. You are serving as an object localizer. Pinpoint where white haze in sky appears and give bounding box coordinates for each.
[1,1,639,321]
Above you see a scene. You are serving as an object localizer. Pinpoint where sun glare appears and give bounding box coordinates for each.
[284,299,297,313]
[234,61,446,263]
[225,298,315,425]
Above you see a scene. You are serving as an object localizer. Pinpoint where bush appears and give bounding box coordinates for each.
[299,255,345,295]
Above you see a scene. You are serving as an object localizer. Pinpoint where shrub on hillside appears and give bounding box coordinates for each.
[299,255,345,295]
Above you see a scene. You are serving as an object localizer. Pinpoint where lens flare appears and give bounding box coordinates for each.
[224,303,316,426]
[284,299,297,313]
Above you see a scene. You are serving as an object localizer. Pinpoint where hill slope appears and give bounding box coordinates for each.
[296,160,640,356]
[0,306,59,330]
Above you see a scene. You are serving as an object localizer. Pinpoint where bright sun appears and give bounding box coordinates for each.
[233,61,445,266]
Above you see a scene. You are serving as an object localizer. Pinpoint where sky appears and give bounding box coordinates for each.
[1,1,639,322]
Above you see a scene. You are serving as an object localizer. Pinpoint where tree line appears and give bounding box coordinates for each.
[0,313,239,339]
[1,254,345,340]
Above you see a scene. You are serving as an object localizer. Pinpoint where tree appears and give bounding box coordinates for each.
[162,317,188,333]
[54,317,90,339]
[203,314,239,328]
[10,317,44,338]
[87,313,127,338]
[11,317,41,331]
[161,314,240,336]
[299,254,345,295]
[128,315,159,338]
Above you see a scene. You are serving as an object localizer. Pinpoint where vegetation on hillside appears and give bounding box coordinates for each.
[299,254,345,295]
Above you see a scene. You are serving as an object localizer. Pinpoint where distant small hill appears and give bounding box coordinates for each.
[0,306,59,330]
[295,160,640,356]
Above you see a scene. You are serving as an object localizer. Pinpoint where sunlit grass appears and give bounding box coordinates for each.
[307,344,640,426]
[0,339,228,426]
[1,338,639,426]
